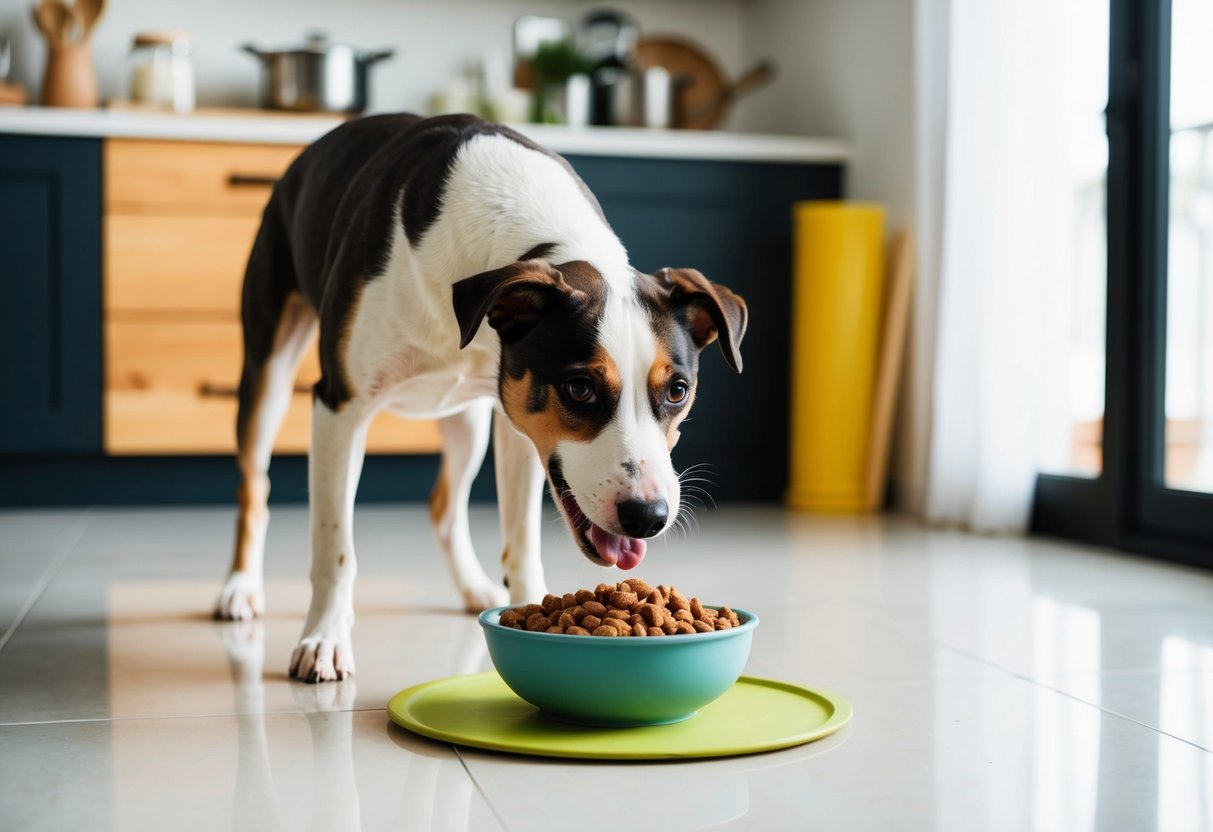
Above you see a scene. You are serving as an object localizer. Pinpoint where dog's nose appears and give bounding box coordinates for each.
[616,499,668,538]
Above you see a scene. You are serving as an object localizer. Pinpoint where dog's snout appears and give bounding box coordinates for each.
[616,498,668,538]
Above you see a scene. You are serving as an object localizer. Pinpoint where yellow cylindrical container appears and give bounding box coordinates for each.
[787,202,886,513]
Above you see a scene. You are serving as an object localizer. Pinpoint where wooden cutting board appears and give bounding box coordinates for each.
[633,35,726,130]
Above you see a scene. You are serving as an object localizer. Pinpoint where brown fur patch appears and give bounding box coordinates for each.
[589,346,622,401]
[501,546,510,564]
[502,370,596,461]
[338,553,346,566]
[428,471,449,525]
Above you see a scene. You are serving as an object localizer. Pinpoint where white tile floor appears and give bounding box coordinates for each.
[1,505,1210,831]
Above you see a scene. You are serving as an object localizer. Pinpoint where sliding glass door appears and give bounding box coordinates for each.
[1033,0,1213,564]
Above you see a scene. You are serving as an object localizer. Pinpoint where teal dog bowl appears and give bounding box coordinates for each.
[478,605,758,726]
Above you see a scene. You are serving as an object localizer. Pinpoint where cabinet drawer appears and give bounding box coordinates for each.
[104,320,440,455]
[105,214,257,314]
[105,139,301,214]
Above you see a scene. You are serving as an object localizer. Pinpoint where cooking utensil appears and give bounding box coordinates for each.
[634,36,774,129]
[33,0,101,108]
[242,32,393,113]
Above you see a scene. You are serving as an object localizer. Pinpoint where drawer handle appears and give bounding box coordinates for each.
[228,173,280,187]
[199,382,313,398]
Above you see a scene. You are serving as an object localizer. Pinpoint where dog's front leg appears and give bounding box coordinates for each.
[430,399,508,612]
[289,399,368,683]
[493,409,549,604]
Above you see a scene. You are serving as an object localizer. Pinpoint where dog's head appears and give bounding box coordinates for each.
[453,258,746,571]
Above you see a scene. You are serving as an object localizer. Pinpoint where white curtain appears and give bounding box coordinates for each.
[921,0,1077,532]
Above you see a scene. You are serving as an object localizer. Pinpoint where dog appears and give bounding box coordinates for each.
[212,113,747,682]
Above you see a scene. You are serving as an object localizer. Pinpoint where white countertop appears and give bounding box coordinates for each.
[0,107,851,164]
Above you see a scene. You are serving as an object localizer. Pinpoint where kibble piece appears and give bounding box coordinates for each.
[715,618,733,630]
[574,588,596,604]
[541,594,563,613]
[582,615,602,630]
[629,613,644,626]
[566,625,590,636]
[520,604,543,618]
[692,620,713,633]
[548,609,564,625]
[562,593,578,609]
[646,590,664,606]
[622,578,653,598]
[604,609,630,621]
[609,590,638,610]
[638,603,664,628]
[690,597,706,621]
[605,617,632,634]
[673,609,693,624]
[525,612,549,631]
[674,620,695,634]
[582,600,607,617]
[570,606,589,623]
[499,610,523,628]
[662,618,677,635]
[668,589,690,612]
[701,607,719,621]
[632,622,648,637]
[592,625,619,637]
[557,611,577,630]
[721,606,741,626]
[546,625,563,633]
[647,627,665,637]
[595,583,615,602]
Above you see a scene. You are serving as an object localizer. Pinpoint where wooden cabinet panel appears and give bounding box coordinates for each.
[104,320,441,455]
[105,214,258,314]
[105,139,301,214]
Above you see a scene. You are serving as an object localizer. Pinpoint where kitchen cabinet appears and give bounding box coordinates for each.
[0,135,101,454]
[0,123,843,506]
[102,138,441,454]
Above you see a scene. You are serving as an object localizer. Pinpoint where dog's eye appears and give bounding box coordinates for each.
[667,380,689,404]
[563,377,596,403]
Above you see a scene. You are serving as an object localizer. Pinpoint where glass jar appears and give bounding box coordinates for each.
[128,32,194,113]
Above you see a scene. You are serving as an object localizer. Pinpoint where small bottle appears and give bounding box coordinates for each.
[129,32,194,113]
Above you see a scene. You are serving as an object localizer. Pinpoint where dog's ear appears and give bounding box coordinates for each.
[651,268,748,373]
[452,259,586,348]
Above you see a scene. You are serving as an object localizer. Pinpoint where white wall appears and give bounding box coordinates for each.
[0,0,748,114]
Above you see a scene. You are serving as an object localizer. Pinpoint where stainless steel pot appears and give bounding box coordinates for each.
[242,33,392,113]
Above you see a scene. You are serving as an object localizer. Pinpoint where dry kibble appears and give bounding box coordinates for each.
[500,584,743,637]
[609,590,639,609]
[622,578,654,598]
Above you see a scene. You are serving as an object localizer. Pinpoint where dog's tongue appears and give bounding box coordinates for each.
[589,525,647,570]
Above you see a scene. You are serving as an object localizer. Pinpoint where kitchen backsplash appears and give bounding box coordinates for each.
[0,0,751,124]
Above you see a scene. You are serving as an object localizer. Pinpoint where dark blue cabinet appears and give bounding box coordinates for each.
[0,135,840,505]
[0,136,102,454]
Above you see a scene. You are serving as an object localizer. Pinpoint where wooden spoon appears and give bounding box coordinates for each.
[33,0,73,47]
[75,0,105,42]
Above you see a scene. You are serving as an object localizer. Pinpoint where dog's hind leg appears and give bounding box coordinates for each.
[429,399,507,612]
[217,214,317,620]
[493,408,549,604]
[289,397,369,682]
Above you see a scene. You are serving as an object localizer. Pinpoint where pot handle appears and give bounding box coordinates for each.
[360,48,395,65]
[240,43,271,63]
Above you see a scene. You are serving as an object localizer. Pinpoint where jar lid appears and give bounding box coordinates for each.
[133,31,190,48]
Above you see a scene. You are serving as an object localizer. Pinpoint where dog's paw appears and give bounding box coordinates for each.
[460,579,508,613]
[213,571,265,621]
[289,632,355,683]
